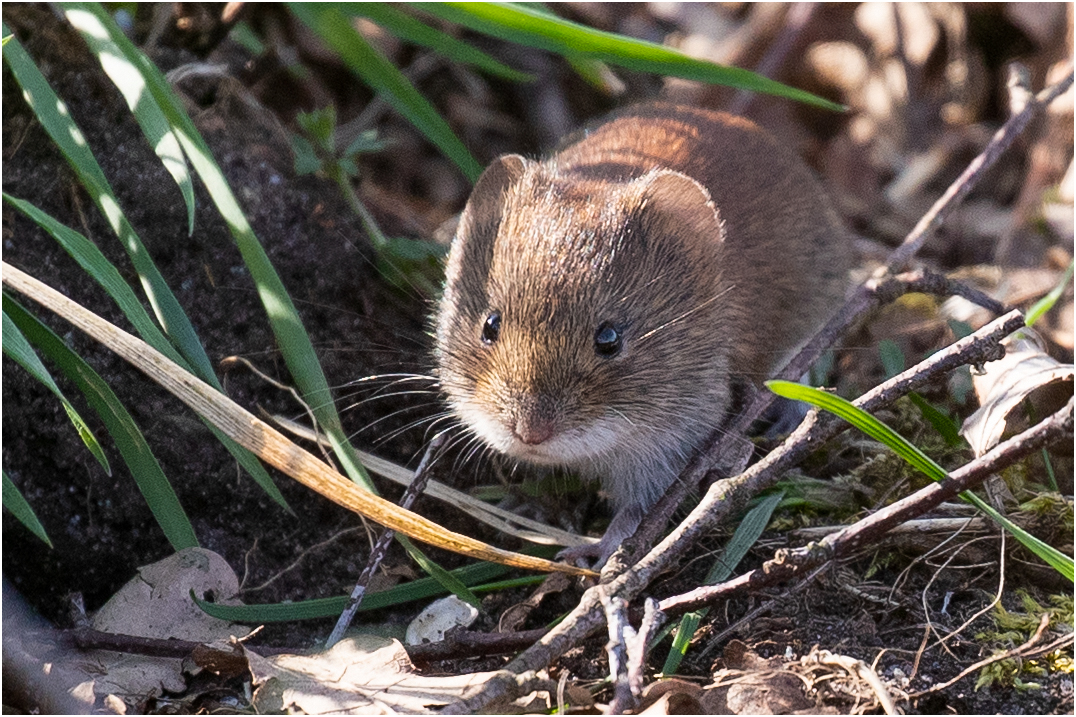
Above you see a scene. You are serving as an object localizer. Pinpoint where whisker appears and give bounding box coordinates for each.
[338,391,441,412]
[636,285,735,343]
[369,413,447,446]
[347,402,442,439]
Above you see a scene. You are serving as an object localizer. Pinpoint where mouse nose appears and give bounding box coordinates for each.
[512,395,557,445]
[515,416,555,445]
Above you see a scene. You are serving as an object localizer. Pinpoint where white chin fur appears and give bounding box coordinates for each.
[454,401,623,467]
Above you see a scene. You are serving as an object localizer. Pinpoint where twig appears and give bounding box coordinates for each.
[406,627,550,663]
[891,268,1007,315]
[656,397,1073,616]
[907,613,1055,698]
[790,516,989,540]
[601,596,662,715]
[435,61,1076,717]
[326,433,445,648]
[46,627,204,658]
[601,591,637,714]
[630,600,662,707]
[806,649,898,716]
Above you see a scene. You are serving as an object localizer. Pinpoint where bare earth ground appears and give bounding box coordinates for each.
[2,4,1073,714]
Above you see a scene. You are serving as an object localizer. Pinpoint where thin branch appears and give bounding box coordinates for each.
[907,613,1054,697]
[436,63,1076,717]
[406,627,550,663]
[601,591,637,714]
[326,433,445,647]
[631,599,665,684]
[657,397,1073,615]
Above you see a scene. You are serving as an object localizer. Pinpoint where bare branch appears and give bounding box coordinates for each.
[435,59,1076,717]
[600,590,637,714]
[657,397,1073,616]
[327,433,445,647]
[886,68,1074,272]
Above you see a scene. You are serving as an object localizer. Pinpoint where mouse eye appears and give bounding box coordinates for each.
[481,312,501,345]
[594,322,622,358]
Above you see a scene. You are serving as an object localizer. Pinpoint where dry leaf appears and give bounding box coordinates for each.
[961,329,1075,456]
[639,679,705,714]
[405,595,479,645]
[88,548,250,702]
[247,634,503,714]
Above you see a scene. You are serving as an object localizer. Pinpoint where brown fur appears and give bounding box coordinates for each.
[435,103,849,562]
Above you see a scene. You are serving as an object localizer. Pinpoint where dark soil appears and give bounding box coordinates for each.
[3,4,1072,715]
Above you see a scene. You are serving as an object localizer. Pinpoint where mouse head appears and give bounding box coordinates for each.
[436,154,734,474]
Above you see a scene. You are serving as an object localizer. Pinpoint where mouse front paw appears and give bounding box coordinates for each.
[556,541,608,570]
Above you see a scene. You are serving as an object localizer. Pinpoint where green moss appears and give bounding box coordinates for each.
[973,590,1074,689]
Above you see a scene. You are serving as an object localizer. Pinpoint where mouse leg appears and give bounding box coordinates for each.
[556,502,646,569]
[760,395,810,437]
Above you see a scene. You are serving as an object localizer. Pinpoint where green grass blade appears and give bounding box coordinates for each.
[396,535,481,607]
[662,491,784,675]
[1026,259,1074,327]
[339,3,533,82]
[4,295,199,552]
[767,380,1074,581]
[195,560,509,622]
[290,3,482,181]
[3,470,54,548]
[907,393,963,447]
[3,310,111,475]
[62,4,196,235]
[75,10,478,598]
[3,26,209,378]
[410,2,843,111]
[4,193,289,510]
[79,9,478,598]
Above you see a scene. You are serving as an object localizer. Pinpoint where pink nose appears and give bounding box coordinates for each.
[511,394,558,445]
[514,417,554,445]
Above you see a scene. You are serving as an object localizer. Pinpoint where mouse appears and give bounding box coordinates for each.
[434,102,849,566]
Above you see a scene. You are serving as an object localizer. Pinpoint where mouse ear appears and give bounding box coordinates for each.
[447,155,529,284]
[442,155,530,322]
[456,154,528,246]
[638,170,724,247]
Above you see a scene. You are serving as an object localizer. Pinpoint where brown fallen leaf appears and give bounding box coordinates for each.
[639,678,705,714]
[701,641,840,715]
[961,328,1074,457]
[88,548,251,705]
[246,634,504,714]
